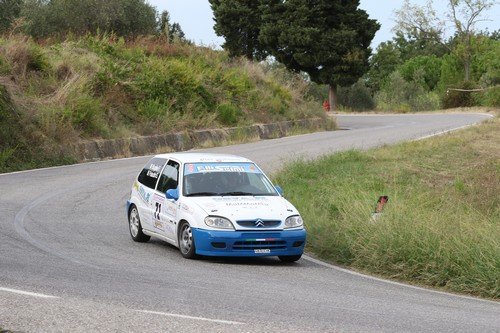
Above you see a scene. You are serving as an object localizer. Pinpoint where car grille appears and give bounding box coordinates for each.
[233,240,287,250]
[236,219,281,228]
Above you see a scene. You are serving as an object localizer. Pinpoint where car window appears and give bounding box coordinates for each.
[157,160,180,193]
[137,158,167,189]
[183,162,278,196]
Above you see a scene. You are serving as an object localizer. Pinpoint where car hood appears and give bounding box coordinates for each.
[187,196,298,225]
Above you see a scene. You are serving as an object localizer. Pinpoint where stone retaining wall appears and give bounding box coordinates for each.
[75,118,332,161]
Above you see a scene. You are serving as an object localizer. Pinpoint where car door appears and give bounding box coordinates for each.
[153,159,180,240]
[136,157,167,231]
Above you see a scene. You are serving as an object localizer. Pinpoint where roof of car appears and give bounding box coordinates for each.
[154,153,252,164]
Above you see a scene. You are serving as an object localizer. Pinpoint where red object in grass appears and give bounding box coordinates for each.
[323,100,330,111]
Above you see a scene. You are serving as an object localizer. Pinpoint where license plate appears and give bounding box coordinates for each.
[254,249,271,254]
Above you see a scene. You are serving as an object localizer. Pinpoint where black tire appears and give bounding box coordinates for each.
[278,255,302,263]
[128,205,150,243]
[178,221,197,259]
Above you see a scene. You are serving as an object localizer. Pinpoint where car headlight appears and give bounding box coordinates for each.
[285,215,303,229]
[204,216,234,230]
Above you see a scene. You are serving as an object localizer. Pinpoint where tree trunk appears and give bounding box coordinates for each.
[464,59,470,82]
[329,84,338,112]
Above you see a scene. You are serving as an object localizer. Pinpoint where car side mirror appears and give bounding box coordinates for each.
[275,185,284,196]
[166,188,179,201]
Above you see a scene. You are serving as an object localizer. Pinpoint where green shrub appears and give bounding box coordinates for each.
[137,98,167,120]
[217,103,240,125]
[442,81,476,109]
[399,55,442,91]
[376,71,441,112]
[64,94,109,137]
[481,86,500,107]
[338,80,375,111]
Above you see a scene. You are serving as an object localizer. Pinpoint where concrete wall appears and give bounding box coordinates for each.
[75,118,332,161]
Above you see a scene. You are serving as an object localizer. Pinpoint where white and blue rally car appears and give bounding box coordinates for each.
[126,153,306,262]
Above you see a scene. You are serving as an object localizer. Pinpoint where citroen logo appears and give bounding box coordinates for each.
[255,219,265,227]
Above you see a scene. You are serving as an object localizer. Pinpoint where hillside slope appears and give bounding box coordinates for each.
[0,34,326,172]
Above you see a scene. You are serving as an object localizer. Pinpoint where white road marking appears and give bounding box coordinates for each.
[137,310,244,325]
[413,124,476,141]
[0,287,59,299]
[301,255,499,305]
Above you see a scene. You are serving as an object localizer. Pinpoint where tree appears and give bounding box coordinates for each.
[158,10,187,43]
[0,0,22,32]
[259,0,379,110]
[395,0,495,82]
[399,55,443,91]
[21,0,157,38]
[209,0,267,60]
[366,41,403,92]
[392,30,449,61]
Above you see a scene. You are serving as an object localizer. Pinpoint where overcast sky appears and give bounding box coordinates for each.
[147,0,500,49]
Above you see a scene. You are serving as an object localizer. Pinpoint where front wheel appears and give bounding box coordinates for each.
[128,205,150,243]
[278,255,302,263]
[178,221,197,259]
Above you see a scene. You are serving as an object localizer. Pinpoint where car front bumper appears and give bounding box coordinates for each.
[192,228,306,257]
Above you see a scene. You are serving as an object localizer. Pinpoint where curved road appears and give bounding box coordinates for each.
[0,113,498,332]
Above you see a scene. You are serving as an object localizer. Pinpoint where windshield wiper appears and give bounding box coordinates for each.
[185,192,220,197]
[220,191,255,196]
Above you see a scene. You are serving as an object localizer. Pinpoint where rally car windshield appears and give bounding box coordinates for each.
[183,163,278,197]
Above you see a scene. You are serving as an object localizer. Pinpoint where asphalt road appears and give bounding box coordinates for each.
[1,113,498,333]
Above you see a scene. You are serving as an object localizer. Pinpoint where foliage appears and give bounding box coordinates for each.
[366,41,403,92]
[0,34,327,171]
[479,86,500,107]
[216,103,240,125]
[376,71,441,112]
[394,0,496,82]
[0,0,22,32]
[21,0,157,38]
[259,0,379,90]
[209,0,266,60]
[392,30,449,61]
[274,118,500,298]
[442,81,477,108]
[338,80,375,111]
[398,55,443,91]
[158,10,188,43]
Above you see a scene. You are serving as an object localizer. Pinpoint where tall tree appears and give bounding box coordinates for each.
[395,0,495,81]
[158,10,187,43]
[0,0,22,32]
[366,41,403,92]
[259,0,379,110]
[209,0,267,60]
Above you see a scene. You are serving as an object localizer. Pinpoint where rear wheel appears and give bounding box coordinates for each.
[278,255,302,263]
[128,205,150,243]
[178,221,197,259]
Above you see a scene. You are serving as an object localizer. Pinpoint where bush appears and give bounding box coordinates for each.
[376,71,441,112]
[442,81,476,109]
[481,86,500,107]
[338,80,375,111]
[217,103,240,125]
[399,55,442,91]
[21,0,157,38]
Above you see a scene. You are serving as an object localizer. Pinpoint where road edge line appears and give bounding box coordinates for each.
[137,310,244,325]
[301,255,499,305]
[0,287,59,299]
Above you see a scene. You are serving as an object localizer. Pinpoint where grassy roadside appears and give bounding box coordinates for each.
[274,116,499,299]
